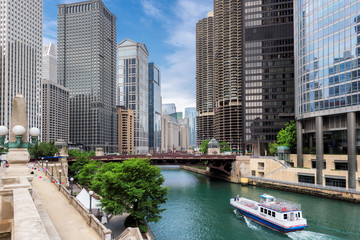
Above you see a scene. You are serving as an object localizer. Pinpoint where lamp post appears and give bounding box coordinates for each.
[46,160,48,170]
[0,125,40,149]
[70,177,74,196]
[89,191,94,214]
[59,169,62,185]
[51,166,53,176]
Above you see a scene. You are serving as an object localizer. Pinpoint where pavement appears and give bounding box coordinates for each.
[32,171,101,240]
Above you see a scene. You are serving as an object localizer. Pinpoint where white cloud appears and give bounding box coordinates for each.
[141,0,164,20]
[155,0,213,113]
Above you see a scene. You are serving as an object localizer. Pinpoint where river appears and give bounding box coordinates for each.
[148,167,360,240]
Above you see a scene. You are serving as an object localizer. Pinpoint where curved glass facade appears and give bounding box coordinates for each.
[295,0,360,119]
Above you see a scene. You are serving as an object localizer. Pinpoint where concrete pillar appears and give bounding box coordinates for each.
[347,112,357,189]
[296,120,303,167]
[315,116,323,185]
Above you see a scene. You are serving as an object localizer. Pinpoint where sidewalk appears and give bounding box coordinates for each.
[32,171,101,240]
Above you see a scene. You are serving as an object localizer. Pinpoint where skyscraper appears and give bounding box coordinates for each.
[213,0,243,152]
[117,39,149,154]
[196,12,214,146]
[42,43,58,84]
[42,43,69,143]
[295,0,360,188]
[148,62,162,153]
[162,103,176,115]
[117,106,134,154]
[58,0,117,152]
[185,107,197,147]
[0,0,42,132]
[242,0,295,155]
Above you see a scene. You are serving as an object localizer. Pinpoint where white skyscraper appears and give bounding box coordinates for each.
[42,43,57,84]
[0,0,43,132]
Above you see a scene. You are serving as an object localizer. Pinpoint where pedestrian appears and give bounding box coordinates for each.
[2,160,6,168]
[5,162,9,168]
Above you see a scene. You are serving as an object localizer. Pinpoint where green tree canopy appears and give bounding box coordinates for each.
[199,140,209,154]
[267,120,297,155]
[0,147,8,155]
[92,159,168,227]
[28,142,59,159]
[69,151,91,177]
[68,149,81,157]
[219,142,230,153]
[76,161,102,187]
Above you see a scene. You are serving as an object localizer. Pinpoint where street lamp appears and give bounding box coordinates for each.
[46,160,48,170]
[70,177,74,196]
[41,158,44,168]
[51,166,53,176]
[0,125,39,149]
[89,191,94,214]
[59,169,62,185]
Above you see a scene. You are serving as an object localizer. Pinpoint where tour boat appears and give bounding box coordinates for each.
[230,194,307,233]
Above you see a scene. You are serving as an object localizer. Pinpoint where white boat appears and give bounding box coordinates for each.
[230,194,307,233]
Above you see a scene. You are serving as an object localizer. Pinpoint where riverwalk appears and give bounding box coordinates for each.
[32,171,101,240]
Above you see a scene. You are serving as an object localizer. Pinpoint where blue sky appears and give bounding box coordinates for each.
[43,0,213,113]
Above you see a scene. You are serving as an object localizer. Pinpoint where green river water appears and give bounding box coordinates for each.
[148,167,360,240]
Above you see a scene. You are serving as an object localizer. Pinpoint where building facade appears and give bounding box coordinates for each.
[170,112,183,120]
[242,0,295,155]
[58,0,117,152]
[42,80,69,143]
[196,12,214,146]
[185,107,197,147]
[161,114,189,152]
[213,0,243,152]
[148,63,162,153]
[0,0,42,133]
[42,43,58,84]
[295,0,360,189]
[162,103,176,115]
[117,39,149,154]
[117,107,134,154]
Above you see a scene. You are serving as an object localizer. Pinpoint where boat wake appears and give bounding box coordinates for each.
[287,230,342,240]
[233,210,261,231]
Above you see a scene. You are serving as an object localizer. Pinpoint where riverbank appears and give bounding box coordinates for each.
[180,166,360,203]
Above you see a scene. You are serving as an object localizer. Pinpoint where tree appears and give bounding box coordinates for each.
[88,150,96,156]
[199,140,209,154]
[28,142,59,159]
[267,120,297,155]
[77,161,102,187]
[92,159,168,229]
[219,142,230,153]
[0,147,8,155]
[68,149,81,157]
[69,151,91,177]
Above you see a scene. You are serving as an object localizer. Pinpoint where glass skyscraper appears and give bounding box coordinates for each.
[295,0,360,188]
[148,63,161,153]
[58,0,117,152]
[117,39,149,154]
[185,107,198,147]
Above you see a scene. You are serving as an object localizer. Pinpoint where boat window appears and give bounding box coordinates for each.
[260,208,263,213]
[284,214,288,220]
[272,212,275,217]
[264,209,267,214]
[298,212,301,218]
[268,210,271,216]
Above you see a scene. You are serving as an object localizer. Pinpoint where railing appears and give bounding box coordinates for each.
[247,176,360,194]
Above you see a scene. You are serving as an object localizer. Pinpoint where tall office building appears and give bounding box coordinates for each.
[58,0,117,152]
[148,63,162,153]
[117,39,149,153]
[162,103,176,115]
[295,0,360,189]
[42,43,69,143]
[196,11,214,146]
[185,107,197,147]
[117,106,135,154]
[42,43,58,84]
[242,0,295,155]
[0,0,42,132]
[213,0,243,152]
[170,112,183,120]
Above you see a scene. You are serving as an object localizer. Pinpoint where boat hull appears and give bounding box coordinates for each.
[231,203,307,233]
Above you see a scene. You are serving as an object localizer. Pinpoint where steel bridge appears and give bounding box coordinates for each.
[68,153,236,175]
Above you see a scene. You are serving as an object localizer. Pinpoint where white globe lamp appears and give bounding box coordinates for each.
[12,125,26,136]
[0,126,9,136]
[29,127,41,137]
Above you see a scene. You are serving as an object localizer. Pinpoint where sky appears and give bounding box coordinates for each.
[43,0,213,113]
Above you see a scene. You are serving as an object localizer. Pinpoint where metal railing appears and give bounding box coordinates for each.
[246,176,360,195]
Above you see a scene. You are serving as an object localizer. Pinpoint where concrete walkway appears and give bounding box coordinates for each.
[32,171,101,240]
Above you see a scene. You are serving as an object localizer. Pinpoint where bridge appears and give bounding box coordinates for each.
[68,153,237,175]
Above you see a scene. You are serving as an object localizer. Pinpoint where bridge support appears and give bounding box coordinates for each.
[230,156,251,183]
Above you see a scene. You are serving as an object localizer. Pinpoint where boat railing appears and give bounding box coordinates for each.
[239,198,258,210]
[262,198,301,212]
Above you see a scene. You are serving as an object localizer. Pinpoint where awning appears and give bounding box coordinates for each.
[297,172,315,177]
[324,175,346,180]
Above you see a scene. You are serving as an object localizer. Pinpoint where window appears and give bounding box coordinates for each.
[268,210,271,216]
[260,207,263,213]
[335,162,348,170]
[284,214,288,220]
[325,177,346,188]
[264,209,267,214]
[272,212,275,217]
[298,175,315,184]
